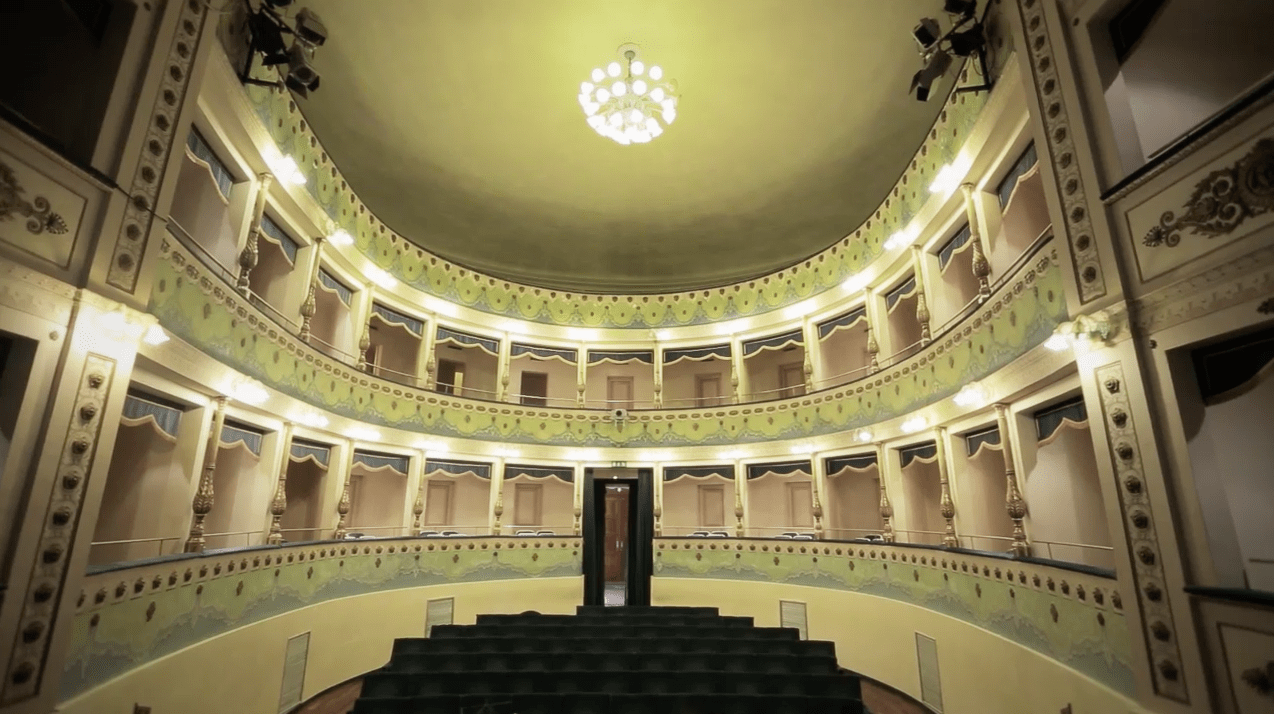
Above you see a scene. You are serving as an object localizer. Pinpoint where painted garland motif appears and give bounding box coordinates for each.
[1144,138,1274,248]
[0,161,68,236]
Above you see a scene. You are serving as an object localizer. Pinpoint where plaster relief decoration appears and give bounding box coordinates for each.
[106,0,208,292]
[1220,624,1274,714]
[1094,362,1188,703]
[3,355,115,705]
[0,153,81,268]
[1130,132,1274,282]
[1016,0,1106,304]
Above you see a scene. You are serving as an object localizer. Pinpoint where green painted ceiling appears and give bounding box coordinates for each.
[296,0,951,292]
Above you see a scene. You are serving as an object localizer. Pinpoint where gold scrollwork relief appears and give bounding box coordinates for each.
[1144,139,1274,249]
[0,162,68,236]
[1094,362,1188,703]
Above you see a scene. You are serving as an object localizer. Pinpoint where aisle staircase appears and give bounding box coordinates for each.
[352,605,866,714]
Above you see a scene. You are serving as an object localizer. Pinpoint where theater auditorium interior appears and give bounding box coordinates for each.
[0,0,1272,712]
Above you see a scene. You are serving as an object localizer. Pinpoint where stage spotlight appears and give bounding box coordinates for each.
[293,7,328,46]
[910,50,952,102]
[912,18,941,50]
[944,0,977,18]
[948,25,986,57]
[263,0,293,6]
[247,10,288,65]
[285,42,320,97]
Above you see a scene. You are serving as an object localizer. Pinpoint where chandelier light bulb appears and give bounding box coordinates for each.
[581,45,677,145]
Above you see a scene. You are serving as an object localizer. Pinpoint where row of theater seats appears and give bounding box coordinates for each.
[352,605,866,714]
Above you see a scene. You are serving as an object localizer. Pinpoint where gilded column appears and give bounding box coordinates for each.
[412,479,426,531]
[936,426,957,548]
[298,235,325,341]
[810,453,825,539]
[357,322,371,371]
[185,396,228,553]
[267,421,293,545]
[801,320,817,393]
[236,172,273,296]
[734,458,746,537]
[572,463,585,535]
[652,344,664,408]
[960,182,992,301]
[653,462,663,536]
[490,458,505,536]
[333,443,354,539]
[496,335,512,401]
[996,403,1030,556]
[421,318,437,390]
[911,246,932,345]
[875,442,894,543]
[576,345,587,407]
[730,335,747,403]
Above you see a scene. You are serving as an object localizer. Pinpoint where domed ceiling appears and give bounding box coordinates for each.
[296,0,954,292]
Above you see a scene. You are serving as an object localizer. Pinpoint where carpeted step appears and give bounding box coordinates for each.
[382,651,840,676]
[428,623,799,640]
[351,691,863,714]
[391,636,837,659]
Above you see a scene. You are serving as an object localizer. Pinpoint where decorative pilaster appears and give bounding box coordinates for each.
[357,323,371,371]
[866,325,880,373]
[573,464,584,535]
[801,320,819,392]
[730,363,740,404]
[412,480,425,530]
[298,235,325,341]
[496,336,512,401]
[995,404,1029,556]
[810,454,825,539]
[267,421,293,545]
[876,443,894,542]
[936,426,957,548]
[653,345,664,408]
[419,318,437,390]
[734,459,746,537]
[333,445,354,539]
[576,345,588,407]
[960,182,992,300]
[237,172,273,296]
[185,396,228,553]
[653,464,663,536]
[912,246,932,345]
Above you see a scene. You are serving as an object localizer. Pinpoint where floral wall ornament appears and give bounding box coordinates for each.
[0,161,68,235]
[1144,138,1274,248]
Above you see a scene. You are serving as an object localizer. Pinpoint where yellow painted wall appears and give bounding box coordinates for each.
[58,577,582,714]
[654,578,1153,714]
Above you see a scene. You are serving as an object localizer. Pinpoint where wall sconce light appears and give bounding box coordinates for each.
[141,324,170,346]
[953,383,986,407]
[842,274,870,292]
[347,426,381,441]
[789,443,815,455]
[327,229,354,247]
[364,265,396,289]
[226,376,269,405]
[720,449,742,460]
[900,416,928,433]
[268,155,306,185]
[884,224,919,251]
[855,429,873,443]
[1046,310,1113,351]
[295,411,328,428]
[929,155,972,196]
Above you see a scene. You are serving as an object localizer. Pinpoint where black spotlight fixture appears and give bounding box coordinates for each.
[238,0,328,99]
[906,1,993,101]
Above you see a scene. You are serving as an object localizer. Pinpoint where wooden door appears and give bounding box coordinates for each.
[607,376,634,410]
[513,483,542,525]
[695,374,722,407]
[787,481,814,527]
[604,486,629,581]
[698,485,725,527]
[436,359,461,394]
[779,362,805,398]
[423,481,453,526]
[520,371,548,407]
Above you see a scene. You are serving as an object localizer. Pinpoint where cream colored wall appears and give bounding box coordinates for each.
[310,288,353,356]
[885,295,922,358]
[952,447,1014,553]
[503,474,573,531]
[585,359,655,408]
[745,472,813,534]
[899,461,943,545]
[662,475,734,534]
[743,347,804,399]
[347,466,409,534]
[249,239,295,315]
[91,425,184,564]
[508,355,576,406]
[169,154,241,271]
[57,577,582,714]
[825,469,882,539]
[368,320,421,383]
[424,473,492,533]
[280,459,327,541]
[1021,424,1113,569]
[653,578,1152,714]
[817,326,870,386]
[1184,373,1274,591]
[205,444,269,549]
[986,169,1047,278]
[663,358,731,408]
[434,344,499,399]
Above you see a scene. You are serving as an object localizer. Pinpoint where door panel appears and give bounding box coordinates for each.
[520,371,548,407]
[779,362,805,398]
[695,374,722,407]
[424,481,453,526]
[514,483,542,526]
[604,486,629,581]
[699,485,725,527]
[607,376,634,410]
[787,481,814,528]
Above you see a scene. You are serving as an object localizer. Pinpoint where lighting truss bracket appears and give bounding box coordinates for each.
[953,49,995,96]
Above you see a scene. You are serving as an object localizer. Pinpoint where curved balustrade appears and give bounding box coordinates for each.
[60,535,1139,714]
[150,228,1064,447]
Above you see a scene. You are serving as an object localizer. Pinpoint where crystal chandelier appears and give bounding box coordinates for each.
[579,44,678,145]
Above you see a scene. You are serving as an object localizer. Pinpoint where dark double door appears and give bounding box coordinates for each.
[582,468,653,607]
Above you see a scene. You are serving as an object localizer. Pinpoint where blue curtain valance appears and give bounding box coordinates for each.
[353,450,410,474]
[185,129,234,198]
[318,269,353,305]
[997,143,1039,209]
[436,327,499,355]
[588,350,654,365]
[964,425,1002,457]
[885,276,918,311]
[663,465,735,481]
[259,214,299,264]
[825,453,878,473]
[937,224,972,271]
[121,393,183,438]
[1034,397,1087,442]
[511,343,577,363]
[899,442,938,468]
[817,308,867,340]
[664,345,731,363]
[221,422,264,456]
[290,440,331,468]
[372,303,424,336]
[505,465,574,482]
[742,330,804,356]
[746,461,811,479]
[425,459,492,479]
